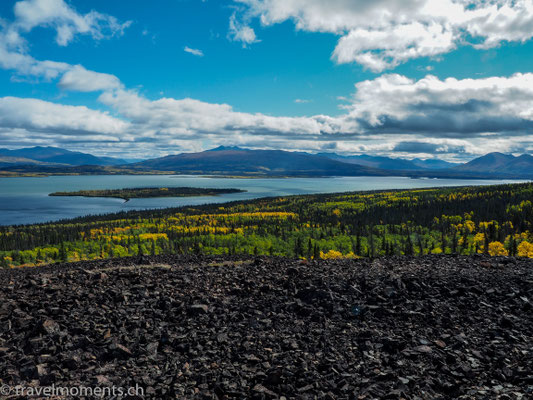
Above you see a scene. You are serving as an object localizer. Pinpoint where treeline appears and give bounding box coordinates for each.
[1,183,533,267]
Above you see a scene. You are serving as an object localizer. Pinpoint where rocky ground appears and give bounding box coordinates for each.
[0,255,532,399]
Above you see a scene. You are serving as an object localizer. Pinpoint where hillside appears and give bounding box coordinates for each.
[0,255,531,398]
[0,156,53,168]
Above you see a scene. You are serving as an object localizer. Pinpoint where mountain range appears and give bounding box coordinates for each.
[0,146,127,166]
[452,152,533,175]
[128,146,386,177]
[316,152,457,170]
[0,145,532,179]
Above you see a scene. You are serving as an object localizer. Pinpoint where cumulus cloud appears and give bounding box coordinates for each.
[13,0,132,46]
[184,46,204,57]
[0,46,70,80]
[0,96,129,136]
[1,0,532,160]
[332,22,456,71]
[0,0,130,82]
[98,89,341,139]
[346,73,533,136]
[89,72,533,157]
[5,71,533,159]
[234,0,533,71]
[58,65,123,92]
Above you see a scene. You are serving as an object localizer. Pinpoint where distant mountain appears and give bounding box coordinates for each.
[317,153,424,170]
[130,148,389,177]
[0,146,127,166]
[206,146,245,152]
[410,158,458,169]
[453,152,533,176]
[316,153,458,170]
[2,146,531,179]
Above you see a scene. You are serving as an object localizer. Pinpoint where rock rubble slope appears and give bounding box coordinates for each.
[0,255,532,399]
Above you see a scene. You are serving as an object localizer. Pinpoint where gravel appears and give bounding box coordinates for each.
[0,255,532,399]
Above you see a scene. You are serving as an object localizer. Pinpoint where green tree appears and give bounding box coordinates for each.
[59,242,68,262]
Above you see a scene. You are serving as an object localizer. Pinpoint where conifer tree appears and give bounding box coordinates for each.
[59,242,68,262]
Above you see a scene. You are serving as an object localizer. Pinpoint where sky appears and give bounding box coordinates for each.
[1,0,533,161]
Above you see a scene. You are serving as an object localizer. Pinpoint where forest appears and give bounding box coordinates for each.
[1,182,533,267]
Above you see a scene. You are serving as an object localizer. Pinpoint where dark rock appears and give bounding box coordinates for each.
[188,304,209,315]
[413,345,432,353]
[109,343,133,359]
[40,319,60,335]
[0,254,531,399]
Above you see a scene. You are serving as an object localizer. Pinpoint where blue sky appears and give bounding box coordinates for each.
[1,0,533,160]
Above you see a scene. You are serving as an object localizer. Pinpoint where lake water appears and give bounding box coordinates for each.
[0,175,527,226]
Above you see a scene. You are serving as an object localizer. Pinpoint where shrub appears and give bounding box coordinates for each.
[488,241,508,256]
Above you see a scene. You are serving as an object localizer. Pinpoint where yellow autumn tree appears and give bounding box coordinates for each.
[488,241,508,256]
[473,233,486,253]
[464,220,476,233]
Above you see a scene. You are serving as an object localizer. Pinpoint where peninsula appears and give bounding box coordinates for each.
[49,187,245,201]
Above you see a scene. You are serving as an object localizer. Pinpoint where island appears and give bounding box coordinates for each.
[49,187,245,201]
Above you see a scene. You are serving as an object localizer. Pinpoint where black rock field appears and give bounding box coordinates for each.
[0,255,532,399]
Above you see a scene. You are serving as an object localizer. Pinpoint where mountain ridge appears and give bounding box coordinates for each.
[453,152,533,176]
[0,146,127,166]
[129,147,389,177]
[1,146,532,179]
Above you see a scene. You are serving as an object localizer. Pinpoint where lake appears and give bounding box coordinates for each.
[0,175,527,226]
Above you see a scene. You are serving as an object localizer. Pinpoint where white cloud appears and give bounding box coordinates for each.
[228,13,259,46]
[58,65,122,92]
[0,44,70,80]
[13,0,132,46]
[0,17,70,80]
[0,96,129,135]
[184,46,204,57]
[234,0,533,71]
[346,72,533,135]
[98,89,340,138]
[294,99,311,103]
[0,0,130,83]
[0,0,532,160]
[90,72,533,157]
[4,70,533,159]
[332,21,456,72]
[465,1,533,49]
